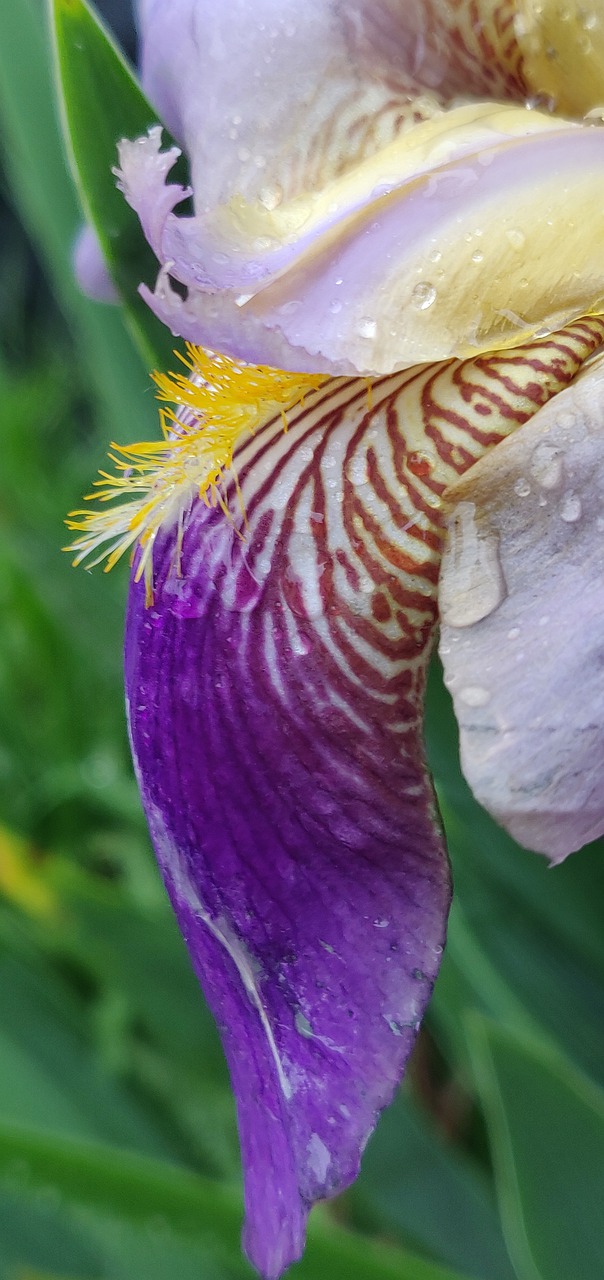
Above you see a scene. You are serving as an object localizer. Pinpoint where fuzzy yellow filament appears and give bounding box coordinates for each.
[66,344,326,600]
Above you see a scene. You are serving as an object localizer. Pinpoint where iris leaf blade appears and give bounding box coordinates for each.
[0,1122,480,1280]
[468,1018,604,1280]
[49,0,183,369]
[0,0,155,435]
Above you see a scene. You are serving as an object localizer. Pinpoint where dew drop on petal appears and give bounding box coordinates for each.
[411,282,437,310]
[295,1010,314,1038]
[506,226,527,248]
[439,502,506,627]
[357,316,377,339]
[530,441,564,490]
[458,685,491,707]
[584,105,604,124]
[514,477,531,497]
[560,491,582,522]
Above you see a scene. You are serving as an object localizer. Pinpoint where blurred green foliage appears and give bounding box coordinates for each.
[0,1,602,1279]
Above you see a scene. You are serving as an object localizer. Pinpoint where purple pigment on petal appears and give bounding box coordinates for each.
[124,411,450,1275]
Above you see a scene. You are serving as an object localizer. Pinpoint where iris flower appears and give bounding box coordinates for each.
[71,1,604,1275]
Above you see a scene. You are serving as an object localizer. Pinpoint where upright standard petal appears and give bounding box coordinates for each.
[439,320,604,861]
[125,374,452,1277]
[135,0,526,212]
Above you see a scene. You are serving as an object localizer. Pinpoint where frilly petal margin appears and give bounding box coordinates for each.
[124,377,451,1277]
[117,117,604,375]
[438,350,604,862]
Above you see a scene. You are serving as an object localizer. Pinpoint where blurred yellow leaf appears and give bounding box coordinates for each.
[0,826,58,920]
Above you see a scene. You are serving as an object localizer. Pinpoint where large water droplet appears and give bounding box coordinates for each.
[584,104,604,125]
[514,477,531,497]
[439,502,506,627]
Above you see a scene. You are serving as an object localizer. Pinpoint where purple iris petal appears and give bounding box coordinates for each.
[125,380,450,1277]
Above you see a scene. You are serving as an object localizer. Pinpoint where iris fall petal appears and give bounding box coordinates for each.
[124,377,453,1277]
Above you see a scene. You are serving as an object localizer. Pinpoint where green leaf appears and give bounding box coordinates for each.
[0,951,179,1161]
[0,1123,479,1280]
[0,0,157,437]
[49,0,184,369]
[349,1087,516,1280]
[468,1019,604,1280]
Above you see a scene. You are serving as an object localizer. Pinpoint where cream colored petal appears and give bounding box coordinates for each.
[438,353,604,861]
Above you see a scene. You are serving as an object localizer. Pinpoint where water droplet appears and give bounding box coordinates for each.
[406,450,433,478]
[525,91,556,112]
[357,316,377,339]
[508,626,520,640]
[295,1010,314,1038]
[411,281,437,310]
[291,630,312,656]
[383,1015,404,1037]
[584,104,604,125]
[560,491,582,522]
[514,477,531,497]
[506,226,527,248]
[459,685,491,707]
[329,299,342,314]
[530,441,564,489]
[347,454,369,485]
[440,502,506,627]
[278,298,302,315]
[374,918,390,928]
[259,182,283,209]
[471,249,484,263]
[428,248,442,263]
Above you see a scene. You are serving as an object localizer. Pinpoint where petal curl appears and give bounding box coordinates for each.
[119,115,604,375]
[125,375,453,1277]
[438,344,604,862]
